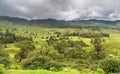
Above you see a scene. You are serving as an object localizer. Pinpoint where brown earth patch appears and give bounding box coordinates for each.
[6,72,13,74]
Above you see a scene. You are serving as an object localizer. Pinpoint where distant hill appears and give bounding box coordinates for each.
[0,16,120,28]
[72,19,120,25]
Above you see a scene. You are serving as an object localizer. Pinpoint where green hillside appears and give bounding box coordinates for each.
[0,16,120,74]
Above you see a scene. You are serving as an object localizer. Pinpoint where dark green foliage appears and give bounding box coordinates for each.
[65,46,87,59]
[46,36,88,54]
[40,45,52,56]
[15,41,35,62]
[22,56,49,69]
[0,58,11,68]
[45,61,62,71]
[0,45,11,68]
[19,47,30,62]
[68,40,88,47]
[101,58,120,73]
[0,64,5,74]
[22,56,63,71]
[0,29,32,44]
[0,30,16,43]
[63,32,109,38]
[91,37,106,60]
[15,41,35,51]
[0,46,8,57]
[80,33,109,38]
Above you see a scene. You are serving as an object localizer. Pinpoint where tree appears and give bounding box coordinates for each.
[18,47,30,62]
[101,58,120,73]
[0,44,11,68]
[0,64,5,74]
[91,37,106,60]
[15,42,35,62]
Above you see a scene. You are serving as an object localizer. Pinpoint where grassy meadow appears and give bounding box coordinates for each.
[5,70,103,74]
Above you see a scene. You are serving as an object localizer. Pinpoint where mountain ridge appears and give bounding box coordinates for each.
[0,15,120,28]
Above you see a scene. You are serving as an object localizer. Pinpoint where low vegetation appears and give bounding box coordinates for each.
[0,18,120,74]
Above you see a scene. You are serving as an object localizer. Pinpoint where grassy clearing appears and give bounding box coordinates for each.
[5,70,101,74]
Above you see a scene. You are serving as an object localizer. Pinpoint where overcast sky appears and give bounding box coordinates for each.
[0,0,120,20]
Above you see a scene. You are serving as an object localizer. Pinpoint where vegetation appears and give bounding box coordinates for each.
[0,64,5,74]
[0,16,120,74]
[101,57,120,73]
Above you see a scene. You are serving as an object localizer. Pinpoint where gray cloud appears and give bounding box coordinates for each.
[0,0,120,20]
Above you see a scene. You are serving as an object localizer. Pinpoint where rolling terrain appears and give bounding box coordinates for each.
[0,16,120,74]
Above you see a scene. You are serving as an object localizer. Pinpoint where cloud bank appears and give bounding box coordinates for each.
[0,0,120,20]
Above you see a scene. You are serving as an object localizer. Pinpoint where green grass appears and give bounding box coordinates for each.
[5,70,101,74]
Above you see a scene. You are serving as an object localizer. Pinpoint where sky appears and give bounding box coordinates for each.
[0,0,120,21]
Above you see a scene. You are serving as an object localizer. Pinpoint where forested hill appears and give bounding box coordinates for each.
[0,16,120,28]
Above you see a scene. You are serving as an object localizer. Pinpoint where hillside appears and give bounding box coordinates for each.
[0,16,120,74]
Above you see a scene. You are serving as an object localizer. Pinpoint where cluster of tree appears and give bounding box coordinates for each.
[0,29,32,44]
[15,41,35,62]
[12,34,120,73]
[0,44,11,69]
[20,36,107,71]
[101,57,120,73]
[63,32,110,38]
[0,29,116,73]
[91,37,106,60]
[46,36,88,48]
[0,64,5,74]
[22,56,63,71]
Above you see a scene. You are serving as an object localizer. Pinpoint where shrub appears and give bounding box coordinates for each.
[96,68,104,73]
[22,56,50,69]
[45,61,63,71]
[22,56,63,71]
[0,64,5,74]
[81,69,93,73]
[50,67,57,71]
[9,64,21,70]
[101,58,120,73]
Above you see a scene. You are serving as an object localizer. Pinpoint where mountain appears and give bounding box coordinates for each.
[72,19,120,25]
[0,16,28,23]
[0,16,71,28]
[0,16,120,28]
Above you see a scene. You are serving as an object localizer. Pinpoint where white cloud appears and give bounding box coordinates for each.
[0,0,120,20]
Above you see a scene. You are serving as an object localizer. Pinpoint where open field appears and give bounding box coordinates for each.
[6,70,102,74]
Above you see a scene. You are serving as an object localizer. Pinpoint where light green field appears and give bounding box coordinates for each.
[5,70,101,74]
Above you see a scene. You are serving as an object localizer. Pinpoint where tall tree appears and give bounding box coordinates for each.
[91,37,106,60]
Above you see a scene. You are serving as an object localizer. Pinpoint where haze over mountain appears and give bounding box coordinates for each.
[0,0,120,21]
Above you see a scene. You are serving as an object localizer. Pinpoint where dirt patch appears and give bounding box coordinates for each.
[6,72,13,74]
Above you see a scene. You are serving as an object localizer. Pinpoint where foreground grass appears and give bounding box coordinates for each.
[5,70,101,74]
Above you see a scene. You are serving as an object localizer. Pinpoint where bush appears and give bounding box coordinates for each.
[96,68,104,73]
[81,69,93,73]
[101,58,120,73]
[22,56,50,69]
[0,64,5,74]
[0,57,11,68]
[45,61,63,71]
[22,56,63,71]
[50,67,57,71]
[9,64,21,70]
